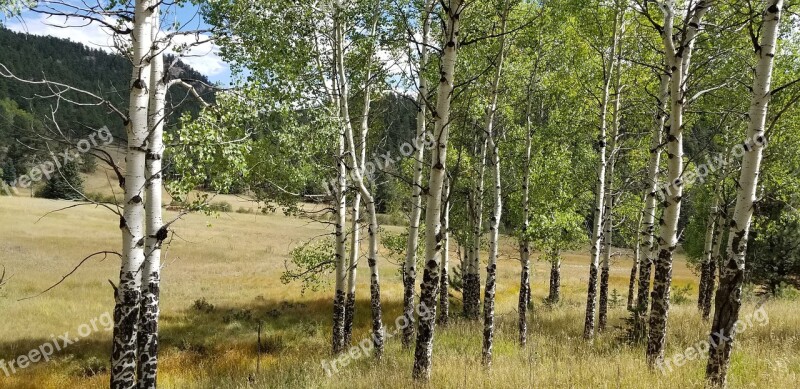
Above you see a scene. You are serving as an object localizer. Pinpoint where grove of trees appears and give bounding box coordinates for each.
[1,0,799,388]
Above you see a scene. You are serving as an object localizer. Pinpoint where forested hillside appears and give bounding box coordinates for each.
[0,27,214,139]
[0,27,215,191]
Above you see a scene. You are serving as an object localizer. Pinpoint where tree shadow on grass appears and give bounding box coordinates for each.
[0,296,404,385]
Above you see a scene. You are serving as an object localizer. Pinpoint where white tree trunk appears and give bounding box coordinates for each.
[598,83,622,333]
[635,72,669,318]
[335,1,384,358]
[437,176,451,326]
[402,0,435,348]
[331,110,348,355]
[481,14,507,365]
[702,208,723,320]
[518,77,534,346]
[137,8,163,388]
[627,202,643,311]
[412,0,463,380]
[343,192,360,347]
[707,1,782,385]
[647,0,710,365]
[583,4,620,340]
[330,30,348,354]
[697,197,719,310]
[112,0,154,387]
[464,136,487,320]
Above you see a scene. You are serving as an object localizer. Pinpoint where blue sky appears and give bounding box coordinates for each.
[3,2,234,85]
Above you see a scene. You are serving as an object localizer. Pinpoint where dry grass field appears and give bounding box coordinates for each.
[0,194,798,388]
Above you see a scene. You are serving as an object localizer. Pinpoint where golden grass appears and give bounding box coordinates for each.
[0,196,798,388]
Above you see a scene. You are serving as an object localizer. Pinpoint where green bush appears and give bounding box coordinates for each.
[191,297,215,313]
[671,284,692,305]
[775,283,800,301]
[85,192,120,204]
[35,162,84,200]
[208,201,233,212]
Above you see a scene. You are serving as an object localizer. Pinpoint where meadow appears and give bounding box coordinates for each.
[0,195,798,388]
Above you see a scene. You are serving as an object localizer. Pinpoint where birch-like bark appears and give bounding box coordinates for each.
[518,77,534,346]
[482,137,500,355]
[412,0,463,380]
[548,250,561,303]
[635,72,669,320]
[706,2,782,384]
[343,192,360,347]
[344,64,367,345]
[402,0,435,348]
[464,136,487,320]
[697,197,719,310]
[702,208,723,320]
[481,13,507,365]
[335,1,384,358]
[437,176,451,326]
[330,12,349,355]
[599,84,622,333]
[137,9,163,388]
[627,202,643,311]
[331,109,348,355]
[111,0,153,387]
[647,0,710,365]
[482,123,502,367]
[583,3,620,340]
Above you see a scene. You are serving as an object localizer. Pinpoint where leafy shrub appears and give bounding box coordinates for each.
[610,288,624,308]
[223,308,253,324]
[85,192,119,204]
[281,239,335,293]
[671,284,692,305]
[73,356,107,378]
[208,201,233,212]
[774,282,800,301]
[192,297,215,313]
[35,161,84,200]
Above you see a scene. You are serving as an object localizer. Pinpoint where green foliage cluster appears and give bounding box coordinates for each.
[280,239,335,294]
[35,161,84,200]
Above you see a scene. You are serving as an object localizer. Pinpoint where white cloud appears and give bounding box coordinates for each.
[6,13,230,81]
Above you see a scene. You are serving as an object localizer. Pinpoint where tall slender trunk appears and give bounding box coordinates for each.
[647,0,709,365]
[464,137,487,320]
[403,0,435,348]
[412,0,463,380]
[335,1,384,358]
[482,127,502,367]
[548,250,561,303]
[343,193,360,347]
[628,203,643,311]
[634,71,669,334]
[698,197,719,310]
[329,4,351,355]
[702,208,723,320]
[137,10,163,388]
[481,13,507,365]
[518,76,534,346]
[331,112,348,355]
[707,2,782,385]
[438,176,451,326]
[111,1,153,387]
[599,83,622,333]
[583,3,620,340]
